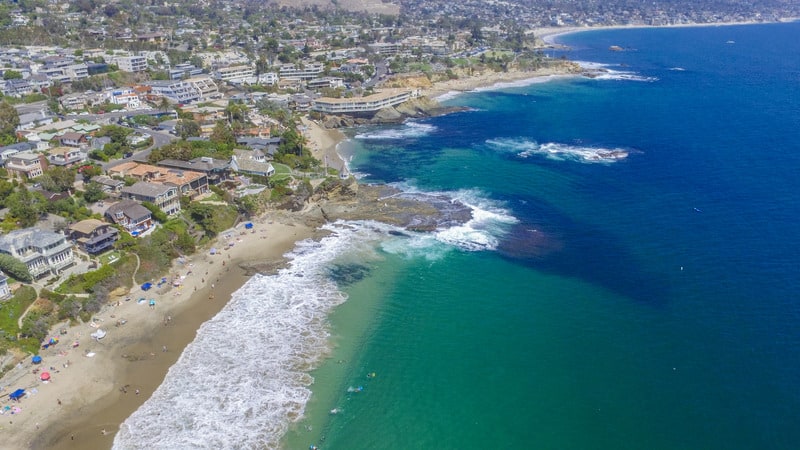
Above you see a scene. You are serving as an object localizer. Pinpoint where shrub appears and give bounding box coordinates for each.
[0,254,32,282]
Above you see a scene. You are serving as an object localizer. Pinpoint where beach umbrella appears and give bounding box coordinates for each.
[32,355,42,364]
[40,372,51,381]
[210,247,217,255]
[9,389,25,401]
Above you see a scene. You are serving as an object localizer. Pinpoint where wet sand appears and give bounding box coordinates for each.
[3,218,316,449]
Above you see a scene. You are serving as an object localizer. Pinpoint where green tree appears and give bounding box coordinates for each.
[0,179,15,208]
[95,124,132,144]
[0,254,32,282]
[35,166,76,193]
[278,127,305,156]
[7,189,46,227]
[0,100,20,145]
[158,96,171,113]
[79,164,102,182]
[2,70,22,80]
[83,182,106,203]
[175,119,201,139]
[235,195,260,217]
[225,102,248,124]
[141,201,168,223]
[210,120,235,148]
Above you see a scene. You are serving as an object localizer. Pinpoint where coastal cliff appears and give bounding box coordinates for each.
[319,96,467,128]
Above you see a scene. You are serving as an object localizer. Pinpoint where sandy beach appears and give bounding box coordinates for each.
[1,214,317,449]
[300,116,348,173]
[3,19,784,445]
[532,19,787,45]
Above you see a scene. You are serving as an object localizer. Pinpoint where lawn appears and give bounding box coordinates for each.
[99,251,121,266]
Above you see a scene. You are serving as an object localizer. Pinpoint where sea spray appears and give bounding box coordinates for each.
[113,187,513,449]
[486,138,633,164]
[354,121,437,140]
[113,223,387,449]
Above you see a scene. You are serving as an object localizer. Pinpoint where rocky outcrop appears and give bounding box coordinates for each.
[305,181,472,232]
[371,106,405,123]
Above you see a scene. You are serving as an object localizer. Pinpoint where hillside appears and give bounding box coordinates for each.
[271,0,399,14]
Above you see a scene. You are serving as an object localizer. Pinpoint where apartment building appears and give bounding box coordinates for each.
[170,63,204,80]
[148,79,202,104]
[278,63,324,81]
[213,65,256,83]
[116,55,148,73]
[312,89,415,115]
[187,76,220,100]
[107,88,142,109]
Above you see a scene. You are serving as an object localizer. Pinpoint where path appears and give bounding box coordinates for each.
[131,253,140,287]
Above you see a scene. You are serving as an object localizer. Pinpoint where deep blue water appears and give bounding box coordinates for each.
[293,22,800,450]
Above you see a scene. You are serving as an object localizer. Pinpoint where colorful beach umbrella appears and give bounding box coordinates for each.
[40,372,50,381]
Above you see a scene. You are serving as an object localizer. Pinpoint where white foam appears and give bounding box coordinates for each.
[590,70,658,82]
[382,183,519,253]
[486,138,632,164]
[574,60,613,70]
[113,189,517,448]
[113,223,390,450]
[354,121,436,140]
[471,74,576,93]
[575,60,658,82]
[433,90,463,102]
[669,67,687,71]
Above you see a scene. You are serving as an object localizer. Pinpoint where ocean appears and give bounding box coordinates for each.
[114,22,800,449]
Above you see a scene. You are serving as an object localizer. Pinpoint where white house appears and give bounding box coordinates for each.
[0,273,10,300]
[0,228,75,279]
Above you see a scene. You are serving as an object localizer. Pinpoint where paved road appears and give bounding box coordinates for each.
[101,128,176,171]
[365,60,389,88]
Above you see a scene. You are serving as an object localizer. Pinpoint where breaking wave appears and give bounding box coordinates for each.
[575,60,659,82]
[354,121,436,140]
[382,183,519,254]
[113,187,515,449]
[472,74,576,92]
[113,223,387,450]
[487,138,633,164]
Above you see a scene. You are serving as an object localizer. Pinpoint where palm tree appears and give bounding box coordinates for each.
[159,97,171,113]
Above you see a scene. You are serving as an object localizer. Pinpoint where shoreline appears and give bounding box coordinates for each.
[3,215,318,449]
[534,18,800,44]
[419,63,582,101]
[3,18,795,449]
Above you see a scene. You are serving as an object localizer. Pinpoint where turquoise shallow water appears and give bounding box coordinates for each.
[286,22,800,450]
